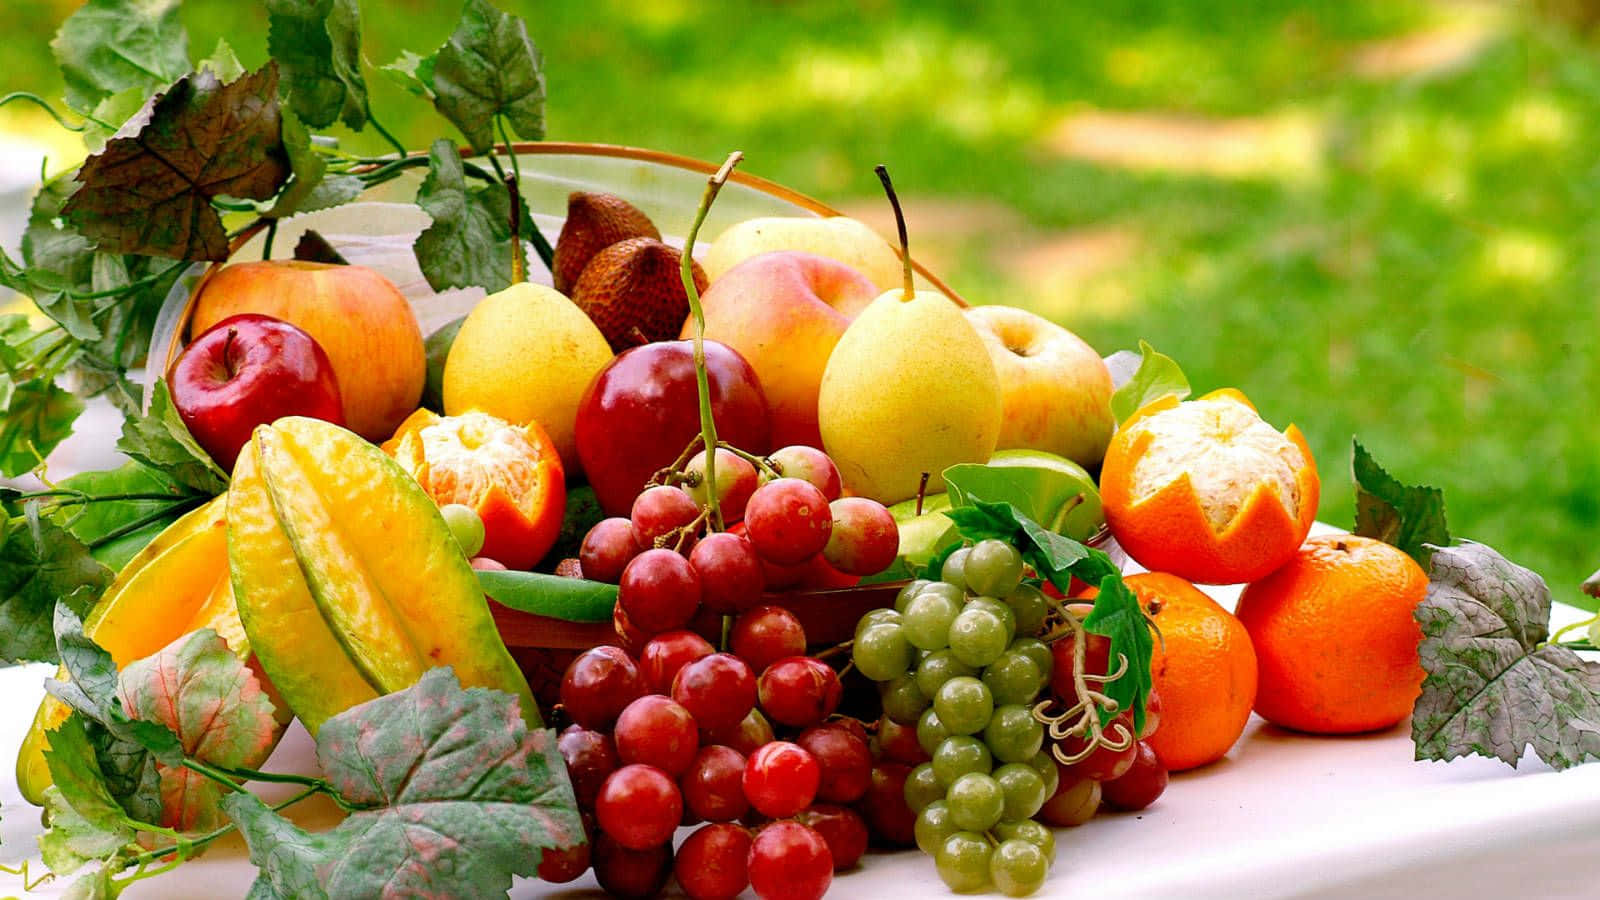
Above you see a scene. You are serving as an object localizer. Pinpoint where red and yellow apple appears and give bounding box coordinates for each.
[963,305,1114,466]
[686,251,876,448]
[189,261,425,442]
[703,216,905,292]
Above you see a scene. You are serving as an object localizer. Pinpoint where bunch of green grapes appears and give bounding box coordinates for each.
[852,539,1059,896]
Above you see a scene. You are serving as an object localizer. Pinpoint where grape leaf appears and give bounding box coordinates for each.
[382,50,437,101]
[0,376,86,479]
[944,461,1103,542]
[49,462,199,571]
[413,139,520,292]
[48,604,184,767]
[116,380,229,496]
[197,37,246,82]
[22,174,95,299]
[268,108,363,219]
[292,231,350,265]
[39,716,136,876]
[119,630,280,832]
[51,0,190,114]
[0,510,107,664]
[225,668,582,899]
[1109,340,1189,423]
[267,0,368,129]
[1352,439,1449,569]
[431,0,545,153]
[39,785,133,877]
[63,64,291,262]
[1412,541,1600,770]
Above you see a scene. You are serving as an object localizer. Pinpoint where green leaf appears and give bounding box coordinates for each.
[48,604,185,767]
[22,174,95,295]
[1081,574,1153,730]
[51,0,190,114]
[83,87,151,152]
[291,230,350,265]
[0,376,86,478]
[196,37,246,82]
[413,139,518,293]
[116,380,229,496]
[1412,542,1600,770]
[1108,340,1190,423]
[382,50,437,101]
[268,107,362,218]
[226,668,583,898]
[39,785,133,877]
[477,570,617,622]
[0,509,108,663]
[42,714,133,843]
[63,64,291,262]
[61,865,124,900]
[267,0,369,130]
[48,461,197,570]
[430,0,545,153]
[943,458,1103,542]
[119,630,281,832]
[1352,439,1449,569]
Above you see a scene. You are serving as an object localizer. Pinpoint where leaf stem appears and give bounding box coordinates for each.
[262,219,279,261]
[85,499,200,550]
[66,259,190,302]
[0,92,87,132]
[366,111,410,158]
[493,120,553,271]
[119,784,322,871]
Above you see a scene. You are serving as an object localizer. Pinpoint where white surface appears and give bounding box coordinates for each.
[3,590,1597,899]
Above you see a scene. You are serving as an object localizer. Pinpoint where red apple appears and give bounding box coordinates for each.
[576,340,771,516]
[687,251,876,448]
[170,314,345,471]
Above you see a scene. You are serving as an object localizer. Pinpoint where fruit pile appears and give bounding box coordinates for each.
[851,540,1167,896]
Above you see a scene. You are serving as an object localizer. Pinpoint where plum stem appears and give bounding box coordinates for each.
[874,164,914,300]
[681,151,743,533]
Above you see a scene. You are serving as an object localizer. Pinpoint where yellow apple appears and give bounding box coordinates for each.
[704,216,905,292]
[685,251,877,448]
[964,305,1114,466]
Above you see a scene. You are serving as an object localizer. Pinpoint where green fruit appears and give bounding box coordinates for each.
[936,831,994,893]
[932,735,993,786]
[916,800,959,855]
[965,539,1023,597]
[933,676,994,735]
[990,838,1049,897]
[439,503,486,558]
[420,315,465,412]
[905,762,944,812]
[946,772,1005,832]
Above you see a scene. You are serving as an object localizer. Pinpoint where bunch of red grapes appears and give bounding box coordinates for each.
[548,444,911,899]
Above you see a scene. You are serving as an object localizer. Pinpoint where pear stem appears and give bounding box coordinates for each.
[682,150,744,533]
[875,164,914,301]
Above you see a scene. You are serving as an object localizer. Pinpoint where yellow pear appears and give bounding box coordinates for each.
[818,288,1001,504]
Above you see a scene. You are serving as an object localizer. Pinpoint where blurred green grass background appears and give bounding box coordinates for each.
[5,0,1597,605]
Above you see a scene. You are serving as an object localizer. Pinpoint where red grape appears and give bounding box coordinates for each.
[631,485,702,549]
[593,832,673,899]
[744,478,833,565]
[747,821,833,900]
[676,823,752,900]
[1038,767,1102,827]
[743,741,820,818]
[580,517,641,584]
[1102,740,1169,812]
[615,695,700,776]
[1059,712,1138,781]
[1141,687,1163,739]
[673,653,757,733]
[731,605,807,675]
[821,497,898,576]
[596,764,682,849]
[557,725,619,808]
[640,630,715,695]
[703,707,775,756]
[685,448,759,523]
[561,646,646,731]
[873,714,930,766]
[612,601,650,657]
[795,804,869,870]
[619,548,703,634]
[796,723,872,804]
[681,744,749,822]
[767,445,842,500]
[796,553,861,590]
[831,716,871,745]
[758,657,842,728]
[857,762,916,847]
[536,811,594,883]
[1050,631,1112,705]
[690,532,766,614]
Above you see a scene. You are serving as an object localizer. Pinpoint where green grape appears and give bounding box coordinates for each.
[895,579,933,612]
[966,539,1024,598]
[994,762,1048,821]
[936,831,993,893]
[915,800,959,855]
[966,596,1017,641]
[990,838,1049,897]
[905,762,945,813]
[947,608,1008,668]
[853,622,914,681]
[439,504,485,557]
[919,580,964,607]
[856,608,902,640]
[1008,637,1053,680]
[917,708,952,757]
[946,772,1004,832]
[933,676,994,735]
[880,674,931,724]
[1004,583,1050,637]
[983,704,1044,763]
[941,547,972,593]
[903,591,962,651]
[931,735,992,786]
[915,650,977,698]
[983,652,1044,707]
[1026,750,1060,798]
[994,819,1056,861]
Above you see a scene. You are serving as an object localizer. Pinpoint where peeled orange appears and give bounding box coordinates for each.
[384,409,565,570]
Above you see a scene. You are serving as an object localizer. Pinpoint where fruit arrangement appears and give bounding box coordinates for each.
[4,3,1600,899]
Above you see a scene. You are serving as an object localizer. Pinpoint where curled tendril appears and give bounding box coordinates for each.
[1032,611,1136,765]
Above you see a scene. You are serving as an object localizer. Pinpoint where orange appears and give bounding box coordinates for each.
[384,409,565,570]
[1128,572,1258,771]
[1234,534,1427,734]
[1100,389,1319,585]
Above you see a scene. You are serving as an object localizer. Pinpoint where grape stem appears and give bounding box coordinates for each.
[681,151,744,534]
[670,507,712,554]
[1031,612,1134,765]
[813,639,854,661]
